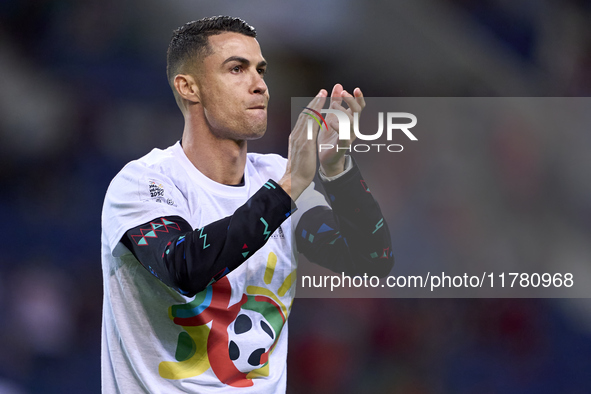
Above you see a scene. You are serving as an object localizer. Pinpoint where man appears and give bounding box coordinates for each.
[101,16,392,393]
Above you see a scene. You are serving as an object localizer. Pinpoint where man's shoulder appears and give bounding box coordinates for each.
[105,144,181,198]
[114,144,178,179]
[127,144,178,172]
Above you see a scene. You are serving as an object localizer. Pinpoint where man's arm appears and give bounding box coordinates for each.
[296,85,392,277]
[296,157,393,278]
[118,91,329,297]
[121,180,294,297]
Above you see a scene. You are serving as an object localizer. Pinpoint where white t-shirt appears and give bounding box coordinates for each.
[101,141,326,393]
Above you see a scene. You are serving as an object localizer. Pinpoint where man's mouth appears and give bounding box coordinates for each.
[248,105,266,110]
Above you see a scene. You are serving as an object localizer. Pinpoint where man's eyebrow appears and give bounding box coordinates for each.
[222,56,267,68]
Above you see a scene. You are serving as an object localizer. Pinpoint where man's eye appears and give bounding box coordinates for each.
[257,68,266,76]
[231,65,242,72]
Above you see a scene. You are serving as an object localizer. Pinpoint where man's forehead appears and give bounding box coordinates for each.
[207,32,263,61]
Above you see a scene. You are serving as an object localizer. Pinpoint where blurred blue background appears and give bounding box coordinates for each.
[1,1,591,393]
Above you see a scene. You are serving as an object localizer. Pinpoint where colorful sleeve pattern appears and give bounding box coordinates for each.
[296,158,394,277]
[121,179,295,297]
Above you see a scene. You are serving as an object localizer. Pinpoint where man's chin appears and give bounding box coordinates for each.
[243,124,267,140]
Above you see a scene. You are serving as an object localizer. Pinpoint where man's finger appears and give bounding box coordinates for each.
[329,101,354,124]
[340,89,362,114]
[330,84,343,108]
[295,89,328,143]
[322,101,355,144]
[354,87,366,109]
[303,89,327,117]
[297,89,327,128]
[310,89,327,111]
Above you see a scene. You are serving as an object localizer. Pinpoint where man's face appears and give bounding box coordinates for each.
[195,32,269,141]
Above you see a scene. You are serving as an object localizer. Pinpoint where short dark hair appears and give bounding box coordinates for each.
[166,16,257,89]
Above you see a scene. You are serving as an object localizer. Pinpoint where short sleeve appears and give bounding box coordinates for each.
[102,162,190,257]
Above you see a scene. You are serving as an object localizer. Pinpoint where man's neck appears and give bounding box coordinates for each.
[181,117,247,186]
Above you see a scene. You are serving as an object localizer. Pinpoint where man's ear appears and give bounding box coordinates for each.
[174,74,201,104]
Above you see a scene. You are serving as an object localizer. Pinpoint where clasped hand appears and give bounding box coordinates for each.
[279,84,365,201]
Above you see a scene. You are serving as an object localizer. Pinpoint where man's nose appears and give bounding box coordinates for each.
[251,73,267,95]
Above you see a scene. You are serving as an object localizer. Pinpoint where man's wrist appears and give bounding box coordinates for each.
[278,178,292,198]
[320,156,346,178]
[319,156,353,181]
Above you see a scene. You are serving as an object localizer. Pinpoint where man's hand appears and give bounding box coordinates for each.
[318,84,366,177]
[279,90,327,201]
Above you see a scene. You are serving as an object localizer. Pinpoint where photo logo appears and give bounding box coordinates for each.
[303,107,329,133]
[304,108,417,153]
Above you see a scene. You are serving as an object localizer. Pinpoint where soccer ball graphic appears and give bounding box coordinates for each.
[227,309,276,373]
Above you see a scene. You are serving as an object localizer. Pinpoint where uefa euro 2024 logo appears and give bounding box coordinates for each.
[304,107,417,153]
